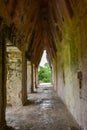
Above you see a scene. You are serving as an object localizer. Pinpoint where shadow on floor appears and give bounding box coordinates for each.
[4,126,15,130]
[23,99,43,106]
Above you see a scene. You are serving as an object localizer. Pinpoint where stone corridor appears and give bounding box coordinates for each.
[6,83,81,130]
[1,1,87,130]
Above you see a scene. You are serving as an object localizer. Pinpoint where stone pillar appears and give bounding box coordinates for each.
[22,52,27,105]
[31,64,37,92]
[6,46,22,106]
[33,64,35,89]
[31,63,36,92]
[35,66,36,88]
[31,63,34,92]
[35,66,38,88]
[0,41,6,129]
[33,64,37,92]
[27,61,32,95]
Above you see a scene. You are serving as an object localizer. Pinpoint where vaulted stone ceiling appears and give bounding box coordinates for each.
[0,0,75,66]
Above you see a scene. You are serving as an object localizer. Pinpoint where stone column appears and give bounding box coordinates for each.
[33,64,35,90]
[27,61,32,95]
[22,52,27,105]
[36,67,39,87]
[0,41,6,130]
[35,66,38,88]
[31,63,34,92]
[33,64,37,92]
[35,66,37,88]
[31,63,37,92]
[6,46,22,106]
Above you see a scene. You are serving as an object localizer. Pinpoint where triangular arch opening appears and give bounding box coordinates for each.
[38,50,52,84]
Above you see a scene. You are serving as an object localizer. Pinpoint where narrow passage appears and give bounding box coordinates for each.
[6,83,81,130]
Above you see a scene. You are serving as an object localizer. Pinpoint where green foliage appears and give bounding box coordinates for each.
[38,63,51,83]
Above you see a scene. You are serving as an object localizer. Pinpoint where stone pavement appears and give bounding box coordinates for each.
[6,83,81,130]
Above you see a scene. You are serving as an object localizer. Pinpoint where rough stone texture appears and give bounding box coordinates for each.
[6,84,81,130]
[27,61,32,94]
[6,46,22,106]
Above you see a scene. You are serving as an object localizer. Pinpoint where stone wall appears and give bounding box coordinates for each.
[80,16,87,130]
[56,2,87,129]
[6,46,22,106]
[52,59,57,91]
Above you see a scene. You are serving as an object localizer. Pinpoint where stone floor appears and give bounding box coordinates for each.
[6,83,81,130]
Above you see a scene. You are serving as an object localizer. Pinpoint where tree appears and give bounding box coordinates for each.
[38,63,51,83]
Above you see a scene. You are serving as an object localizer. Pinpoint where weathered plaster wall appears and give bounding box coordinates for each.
[52,59,57,91]
[56,2,87,129]
[80,16,87,130]
[6,46,22,106]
